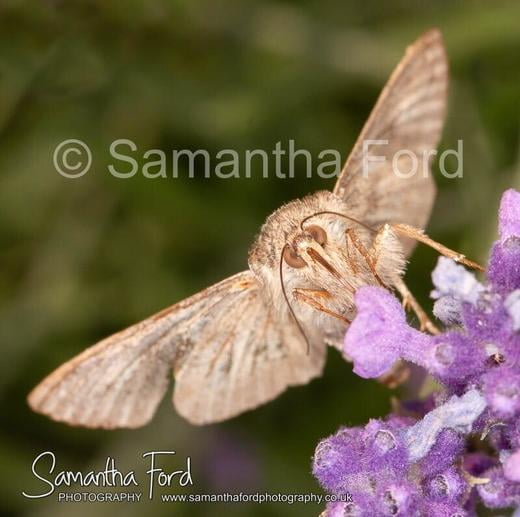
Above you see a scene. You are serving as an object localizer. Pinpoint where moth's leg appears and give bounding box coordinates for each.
[390,223,484,272]
[293,288,331,300]
[369,224,438,334]
[393,276,439,334]
[293,288,351,324]
[368,223,395,270]
[345,229,387,288]
[343,229,359,274]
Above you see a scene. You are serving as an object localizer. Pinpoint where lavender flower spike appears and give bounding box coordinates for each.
[316,189,520,516]
[404,389,487,461]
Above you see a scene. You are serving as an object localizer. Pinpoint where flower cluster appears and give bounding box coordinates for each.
[312,189,520,516]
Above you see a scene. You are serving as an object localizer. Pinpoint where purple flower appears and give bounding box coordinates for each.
[343,287,487,386]
[313,414,472,515]
[343,286,423,378]
[314,189,520,515]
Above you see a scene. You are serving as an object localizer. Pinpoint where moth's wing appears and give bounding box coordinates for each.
[27,272,253,429]
[333,29,448,256]
[173,281,327,425]
[28,271,326,428]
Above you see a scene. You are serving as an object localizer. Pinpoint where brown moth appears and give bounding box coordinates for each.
[28,29,479,429]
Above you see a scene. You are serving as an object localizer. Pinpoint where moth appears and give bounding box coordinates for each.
[28,29,480,429]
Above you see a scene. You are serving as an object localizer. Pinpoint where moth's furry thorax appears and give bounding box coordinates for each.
[247,190,407,346]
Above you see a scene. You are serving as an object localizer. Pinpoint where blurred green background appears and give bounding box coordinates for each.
[1,1,520,516]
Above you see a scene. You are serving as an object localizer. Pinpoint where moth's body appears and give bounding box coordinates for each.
[249,190,406,348]
[28,29,458,429]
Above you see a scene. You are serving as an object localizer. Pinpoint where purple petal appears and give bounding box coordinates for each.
[362,419,409,477]
[498,189,520,240]
[418,429,465,477]
[344,287,427,378]
[425,466,466,503]
[312,427,365,495]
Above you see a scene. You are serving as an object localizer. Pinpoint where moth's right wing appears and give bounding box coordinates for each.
[333,29,448,256]
[28,271,326,429]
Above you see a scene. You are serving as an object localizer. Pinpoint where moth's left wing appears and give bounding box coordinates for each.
[27,273,257,429]
[333,29,448,256]
[173,274,326,425]
[28,271,326,428]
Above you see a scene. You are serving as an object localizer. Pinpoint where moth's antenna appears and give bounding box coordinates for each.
[279,244,311,355]
[300,210,376,233]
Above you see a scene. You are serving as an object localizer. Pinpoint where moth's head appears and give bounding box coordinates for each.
[282,223,336,271]
[248,191,372,310]
[249,191,353,274]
